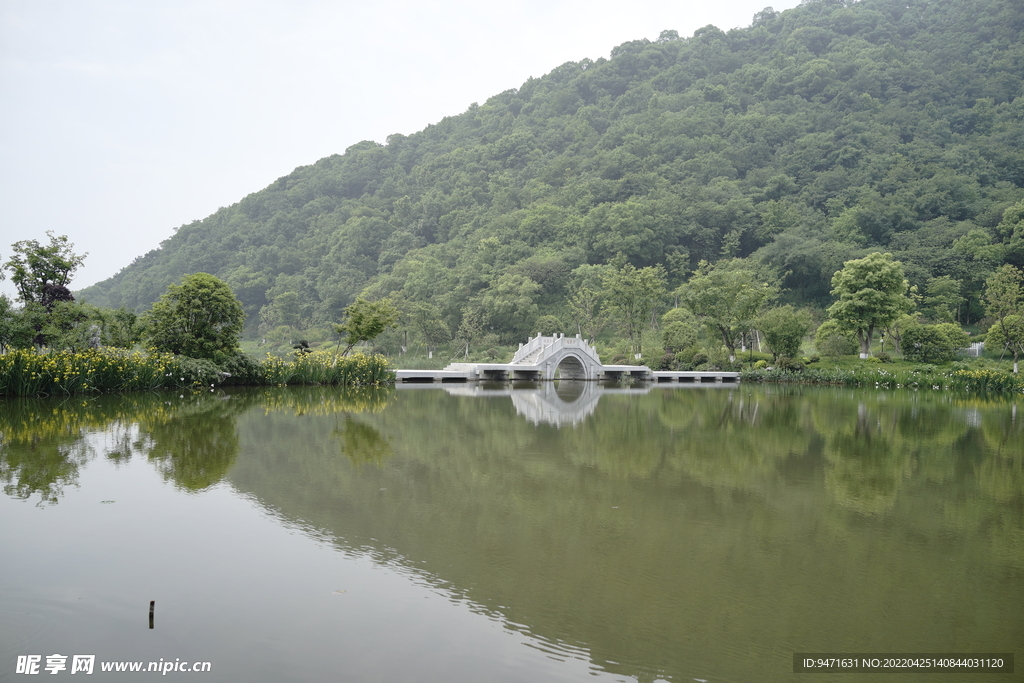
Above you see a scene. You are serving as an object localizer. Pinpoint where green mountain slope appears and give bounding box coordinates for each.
[79,0,1024,339]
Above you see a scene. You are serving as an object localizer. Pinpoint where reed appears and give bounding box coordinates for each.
[0,348,394,397]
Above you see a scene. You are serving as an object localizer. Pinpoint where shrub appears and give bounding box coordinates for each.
[815,320,858,357]
[219,351,265,386]
[753,359,768,370]
[777,357,804,372]
[875,352,892,362]
[902,324,962,363]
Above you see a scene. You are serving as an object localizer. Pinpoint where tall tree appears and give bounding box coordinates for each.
[3,232,86,307]
[756,306,813,361]
[827,253,914,359]
[602,261,667,359]
[145,273,246,361]
[677,259,777,362]
[983,265,1024,372]
[334,297,399,356]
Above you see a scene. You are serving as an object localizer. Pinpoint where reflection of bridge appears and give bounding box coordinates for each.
[397,381,737,427]
[395,333,740,384]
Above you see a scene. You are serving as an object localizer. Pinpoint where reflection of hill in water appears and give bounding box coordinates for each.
[226,386,1024,682]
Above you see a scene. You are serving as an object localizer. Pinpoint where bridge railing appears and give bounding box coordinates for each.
[511,333,599,365]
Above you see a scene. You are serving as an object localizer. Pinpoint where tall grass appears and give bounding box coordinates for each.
[261,350,393,386]
[0,348,394,397]
[741,366,1024,393]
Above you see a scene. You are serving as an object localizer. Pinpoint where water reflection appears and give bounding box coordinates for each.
[2,385,1022,682]
[228,386,1022,681]
[405,380,736,428]
[0,387,394,504]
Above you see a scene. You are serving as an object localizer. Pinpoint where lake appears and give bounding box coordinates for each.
[1,383,1020,682]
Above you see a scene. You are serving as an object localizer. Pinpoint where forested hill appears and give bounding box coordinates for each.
[79,0,1024,340]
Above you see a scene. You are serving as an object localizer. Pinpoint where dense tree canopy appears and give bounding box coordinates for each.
[145,273,246,360]
[827,252,913,358]
[77,0,1024,348]
[4,232,86,308]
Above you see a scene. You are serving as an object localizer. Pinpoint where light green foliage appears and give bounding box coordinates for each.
[455,305,487,359]
[827,253,914,358]
[334,297,400,356]
[566,264,612,342]
[756,306,813,361]
[3,232,86,305]
[662,322,698,354]
[478,272,541,344]
[983,264,1023,322]
[983,265,1024,371]
[405,301,450,357]
[660,308,700,353]
[602,261,667,358]
[814,319,858,358]
[902,323,969,363]
[677,259,777,362]
[145,273,246,361]
[922,276,964,323]
[534,315,563,336]
[994,199,1024,265]
[985,315,1024,372]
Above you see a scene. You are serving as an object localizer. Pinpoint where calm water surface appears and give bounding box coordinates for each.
[1,383,1021,682]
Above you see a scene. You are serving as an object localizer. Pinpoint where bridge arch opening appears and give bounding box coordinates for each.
[555,354,588,380]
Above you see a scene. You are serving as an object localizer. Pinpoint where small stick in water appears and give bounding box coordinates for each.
[149,600,155,629]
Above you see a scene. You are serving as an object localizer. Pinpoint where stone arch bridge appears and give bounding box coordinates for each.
[395,334,739,384]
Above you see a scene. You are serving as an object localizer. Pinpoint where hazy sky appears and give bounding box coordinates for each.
[0,0,799,297]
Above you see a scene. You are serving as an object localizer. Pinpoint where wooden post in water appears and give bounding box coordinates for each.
[149,600,155,629]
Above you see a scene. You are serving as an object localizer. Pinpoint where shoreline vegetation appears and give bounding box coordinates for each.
[0,348,393,397]
[2,346,1023,397]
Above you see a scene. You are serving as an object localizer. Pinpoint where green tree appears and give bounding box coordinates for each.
[677,259,777,362]
[406,301,450,359]
[661,308,700,354]
[478,272,541,344]
[334,297,399,356]
[3,232,86,306]
[756,306,813,361]
[983,265,1024,372]
[455,305,487,359]
[983,264,1023,324]
[603,261,667,359]
[922,276,964,323]
[985,315,1024,373]
[145,273,246,361]
[902,323,969,363]
[827,253,913,359]
[814,319,858,358]
[0,295,36,351]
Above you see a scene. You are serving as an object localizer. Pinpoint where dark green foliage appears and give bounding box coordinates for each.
[901,325,953,362]
[76,0,1024,345]
[145,273,246,361]
[218,350,267,386]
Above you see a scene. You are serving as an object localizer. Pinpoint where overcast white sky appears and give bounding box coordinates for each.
[0,0,799,297]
